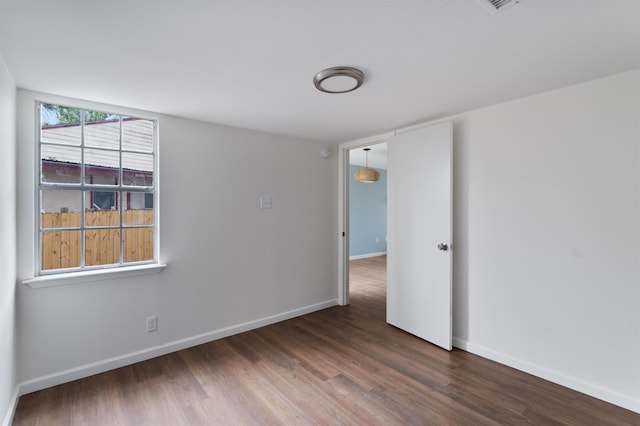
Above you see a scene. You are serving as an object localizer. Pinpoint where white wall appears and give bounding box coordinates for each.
[10,70,639,416]
[16,91,338,387]
[0,55,17,425]
[451,69,640,411]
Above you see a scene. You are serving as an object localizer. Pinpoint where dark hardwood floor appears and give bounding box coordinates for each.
[13,255,639,425]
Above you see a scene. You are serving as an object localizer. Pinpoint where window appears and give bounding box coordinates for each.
[144,192,154,209]
[38,103,157,274]
[91,191,116,210]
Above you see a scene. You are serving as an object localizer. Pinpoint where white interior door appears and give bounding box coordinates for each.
[386,121,452,350]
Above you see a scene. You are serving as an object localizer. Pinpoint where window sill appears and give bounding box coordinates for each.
[22,263,167,288]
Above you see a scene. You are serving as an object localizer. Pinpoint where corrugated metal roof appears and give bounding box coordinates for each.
[41,118,154,172]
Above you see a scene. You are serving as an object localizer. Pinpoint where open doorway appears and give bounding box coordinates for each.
[340,122,453,349]
[347,143,388,311]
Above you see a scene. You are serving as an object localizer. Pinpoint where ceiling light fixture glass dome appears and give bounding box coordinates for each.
[313,66,365,94]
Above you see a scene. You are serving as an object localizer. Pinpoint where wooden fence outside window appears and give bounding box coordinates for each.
[41,210,153,271]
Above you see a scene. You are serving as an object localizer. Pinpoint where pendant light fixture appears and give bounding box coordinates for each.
[354,148,380,183]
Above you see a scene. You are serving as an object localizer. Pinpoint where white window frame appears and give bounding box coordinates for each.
[24,101,165,287]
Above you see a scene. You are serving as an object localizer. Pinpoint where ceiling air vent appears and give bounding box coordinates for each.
[475,0,520,14]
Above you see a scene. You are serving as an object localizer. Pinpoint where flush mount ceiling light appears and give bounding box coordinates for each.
[354,148,380,183]
[313,66,365,94]
[475,0,520,14]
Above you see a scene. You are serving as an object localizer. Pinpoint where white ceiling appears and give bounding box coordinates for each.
[1,1,638,143]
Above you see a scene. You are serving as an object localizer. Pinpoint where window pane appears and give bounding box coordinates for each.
[123,228,154,263]
[85,113,120,149]
[40,190,82,228]
[122,152,153,186]
[84,148,120,185]
[41,146,82,183]
[85,201,120,227]
[85,208,120,227]
[85,228,121,266]
[41,230,81,271]
[123,193,154,226]
[123,118,154,153]
[41,105,81,146]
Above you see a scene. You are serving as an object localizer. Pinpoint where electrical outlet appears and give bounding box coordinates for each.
[146,315,157,332]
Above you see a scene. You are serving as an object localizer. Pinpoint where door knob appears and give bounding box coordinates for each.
[438,243,448,251]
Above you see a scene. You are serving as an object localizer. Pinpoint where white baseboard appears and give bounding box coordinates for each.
[349,251,387,260]
[452,337,640,414]
[14,299,337,399]
[2,388,19,426]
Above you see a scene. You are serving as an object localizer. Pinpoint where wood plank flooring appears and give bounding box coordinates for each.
[13,255,640,425]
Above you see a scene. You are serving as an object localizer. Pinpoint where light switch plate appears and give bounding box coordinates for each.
[260,196,272,209]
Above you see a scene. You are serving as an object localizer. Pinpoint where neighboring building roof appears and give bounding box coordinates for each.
[41,118,154,172]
